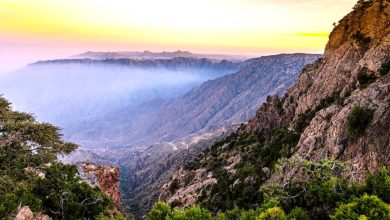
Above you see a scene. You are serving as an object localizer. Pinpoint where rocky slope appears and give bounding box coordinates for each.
[160,0,390,211]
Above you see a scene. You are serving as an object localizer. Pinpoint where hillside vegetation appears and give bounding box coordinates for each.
[0,97,124,219]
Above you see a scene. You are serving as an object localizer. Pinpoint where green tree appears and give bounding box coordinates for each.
[331,194,390,220]
[286,207,309,220]
[147,201,172,220]
[35,163,114,219]
[257,207,286,220]
[0,96,119,219]
[364,167,390,203]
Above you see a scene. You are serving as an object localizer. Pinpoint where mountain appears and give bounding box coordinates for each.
[159,0,390,218]
[68,54,320,147]
[71,50,250,61]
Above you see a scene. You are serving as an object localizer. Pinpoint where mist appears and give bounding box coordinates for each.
[0,60,237,139]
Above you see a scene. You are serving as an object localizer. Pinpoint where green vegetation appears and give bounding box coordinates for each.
[286,207,309,220]
[0,97,123,219]
[346,104,373,138]
[194,126,300,212]
[330,195,390,220]
[146,202,212,220]
[149,160,390,220]
[258,207,286,220]
[352,31,371,46]
[357,67,377,89]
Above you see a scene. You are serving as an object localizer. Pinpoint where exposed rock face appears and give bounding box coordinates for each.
[159,168,217,209]
[160,0,390,209]
[14,206,52,220]
[15,206,33,220]
[82,164,122,210]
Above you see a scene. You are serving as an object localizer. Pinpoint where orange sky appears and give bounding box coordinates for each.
[0,0,357,73]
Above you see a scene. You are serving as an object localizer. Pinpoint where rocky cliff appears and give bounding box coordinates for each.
[82,164,122,210]
[160,0,390,211]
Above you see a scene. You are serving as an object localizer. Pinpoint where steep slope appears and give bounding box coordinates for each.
[72,54,319,147]
[160,0,390,214]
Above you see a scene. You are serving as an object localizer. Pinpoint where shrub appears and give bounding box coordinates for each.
[169,178,180,192]
[357,67,376,89]
[364,167,390,203]
[178,206,213,220]
[258,207,286,220]
[147,201,172,220]
[330,194,390,220]
[346,105,373,138]
[379,59,390,76]
[352,32,371,46]
[286,207,309,220]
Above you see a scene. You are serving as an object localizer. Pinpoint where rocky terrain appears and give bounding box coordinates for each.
[160,0,390,213]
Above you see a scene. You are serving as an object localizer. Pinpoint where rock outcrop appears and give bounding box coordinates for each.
[14,206,51,220]
[82,164,122,210]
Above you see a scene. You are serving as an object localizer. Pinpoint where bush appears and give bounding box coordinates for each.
[364,167,390,203]
[352,32,371,46]
[258,207,286,220]
[379,59,390,76]
[170,178,180,192]
[346,105,373,138]
[175,206,213,220]
[286,207,309,220]
[147,201,172,220]
[357,67,376,89]
[330,194,390,220]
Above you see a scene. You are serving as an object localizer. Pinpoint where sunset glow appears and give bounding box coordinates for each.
[0,0,356,72]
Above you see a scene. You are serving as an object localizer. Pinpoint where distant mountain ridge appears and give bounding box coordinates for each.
[70,50,250,61]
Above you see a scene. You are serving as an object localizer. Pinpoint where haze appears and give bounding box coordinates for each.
[0,0,356,73]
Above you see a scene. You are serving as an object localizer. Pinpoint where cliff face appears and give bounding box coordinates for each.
[160,0,390,210]
[82,164,122,210]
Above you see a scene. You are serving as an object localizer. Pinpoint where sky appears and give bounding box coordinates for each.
[0,0,357,73]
